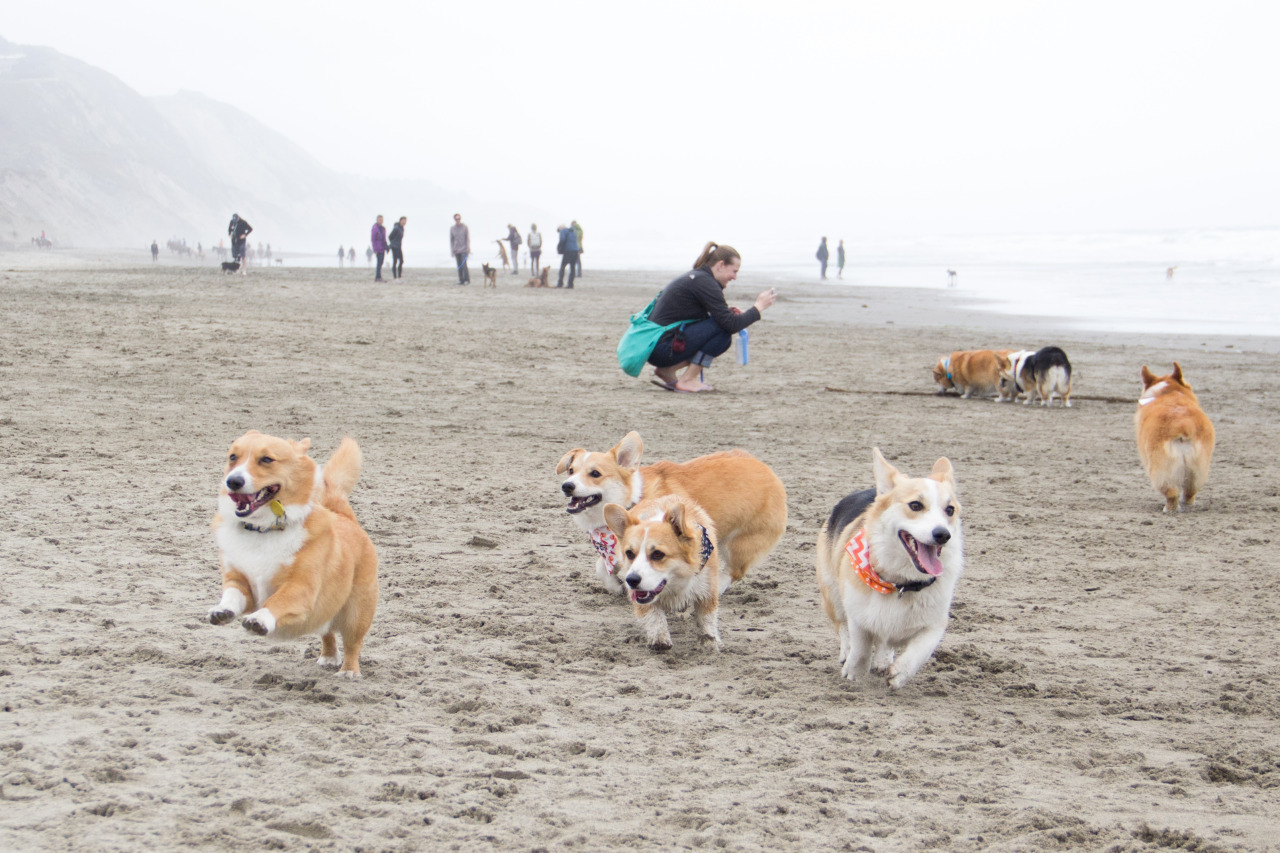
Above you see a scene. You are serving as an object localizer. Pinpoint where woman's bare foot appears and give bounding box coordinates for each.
[653,367,679,386]
[674,379,714,393]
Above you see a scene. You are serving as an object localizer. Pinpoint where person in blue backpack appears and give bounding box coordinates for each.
[647,241,776,393]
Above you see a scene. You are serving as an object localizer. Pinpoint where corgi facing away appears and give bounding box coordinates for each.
[932,349,1011,399]
[209,431,379,678]
[557,431,786,596]
[999,346,1072,407]
[603,495,722,651]
[816,449,964,689]
[1136,363,1215,513]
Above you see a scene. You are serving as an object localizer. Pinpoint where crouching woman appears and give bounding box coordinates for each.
[648,242,777,392]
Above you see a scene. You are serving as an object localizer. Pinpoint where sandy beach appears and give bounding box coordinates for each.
[1,253,1278,852]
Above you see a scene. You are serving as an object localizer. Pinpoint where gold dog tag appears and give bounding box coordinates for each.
[269,500,285,517]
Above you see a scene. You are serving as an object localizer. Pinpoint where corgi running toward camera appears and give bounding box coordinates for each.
[208,431,378,678]
[603,495,723,651]
[557,431,786,597]
[816,449,964,689]
[1136,363,1215,513]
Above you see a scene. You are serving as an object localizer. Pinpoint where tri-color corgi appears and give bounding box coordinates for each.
[602,495,721,650]
[556,431,786,596]
[1136,363,1215,513]
[816,449,964,689]
[999,346,1072,406]
[933,349,1011,399]
[209,431,378,678]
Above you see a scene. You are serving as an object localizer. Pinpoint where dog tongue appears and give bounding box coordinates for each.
[917,543,945,576]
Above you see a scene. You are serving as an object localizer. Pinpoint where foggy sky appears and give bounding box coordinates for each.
[5,0,1278,244]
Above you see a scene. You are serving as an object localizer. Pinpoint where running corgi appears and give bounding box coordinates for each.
[208,431,378,678]
[816,449,964,689]
[1136,363,1215,512]
[603,495,722,651]
[556,432,786,596]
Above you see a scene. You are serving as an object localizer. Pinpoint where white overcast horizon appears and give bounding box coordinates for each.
[5,0,1279,247]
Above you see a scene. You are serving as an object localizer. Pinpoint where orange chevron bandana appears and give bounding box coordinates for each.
[845,528,896,595]
[590,527,619,574]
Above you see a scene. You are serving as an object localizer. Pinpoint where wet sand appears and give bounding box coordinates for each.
[2,253,1278,851]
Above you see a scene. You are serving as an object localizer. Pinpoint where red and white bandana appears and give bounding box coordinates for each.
[845,528,897,595]
[589,527,619,574]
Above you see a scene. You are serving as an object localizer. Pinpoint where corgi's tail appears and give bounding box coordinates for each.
[322,438,363,515]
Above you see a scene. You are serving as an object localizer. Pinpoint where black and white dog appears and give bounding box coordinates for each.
[1001,346,1073,407]
[220,261,240,274]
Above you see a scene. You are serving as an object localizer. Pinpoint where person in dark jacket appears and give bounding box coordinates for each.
[816,237,829,280]
[388,216,407,279]
[371,215,389,281]
[506,224,522,275]
[228,214,252,276]
[556,224,580,288]
[647,241,777,393]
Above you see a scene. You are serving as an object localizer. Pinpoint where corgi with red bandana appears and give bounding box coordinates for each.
[556,431,786,596]
[208,431,378,678]
[602,495,722,651]
[816,448,964,689]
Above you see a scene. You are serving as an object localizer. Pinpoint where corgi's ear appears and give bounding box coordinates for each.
[613,431,643,469]
[665,500,690,539]
[872,447,899,496]
[930,457,954,485]
[556,449,583,475]
[296,437,311,454]
[1172,362,1184,384]
[603,503,631,539]
[1140,366,1156,387]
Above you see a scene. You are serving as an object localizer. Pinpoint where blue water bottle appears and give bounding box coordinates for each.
[737,329,749,365]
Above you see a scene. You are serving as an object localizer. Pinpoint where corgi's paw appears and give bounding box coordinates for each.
[336,669,361,680]
[208,608,235,625]
[317,655,341,669]
[242,609,276,636]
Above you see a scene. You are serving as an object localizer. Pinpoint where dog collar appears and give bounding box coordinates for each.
[589,527,619,574]
[845,529,937,595]
[942,356,952,382]
[698,526,714,569]
[240,500,287,533]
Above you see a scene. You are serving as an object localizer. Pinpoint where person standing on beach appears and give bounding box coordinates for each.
[506,224,522,275]
[572,220,584,279]
[647,241,777,393]
[836,239,845,280]
[150,240,159,262]
[527,224,542,275]
[450,213,471,285]
[228,213,252,276]
[371,215,389,282]
[389,216,407,279]
[349,247,356,266]
[816,237,829,280]
[556,223,580,288]
[338,245,345,267]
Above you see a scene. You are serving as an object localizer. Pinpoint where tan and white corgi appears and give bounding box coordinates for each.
[556,431,787,596]
[816,449,964,689]
[933,349,1011,399]
[209,431,379,678]
[602,495,721,650]
[1136,363,1215,512]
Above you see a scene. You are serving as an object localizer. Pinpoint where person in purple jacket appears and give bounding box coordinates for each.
[371,215,389,281]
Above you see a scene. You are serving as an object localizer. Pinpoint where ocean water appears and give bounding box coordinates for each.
[596,228,1280,338]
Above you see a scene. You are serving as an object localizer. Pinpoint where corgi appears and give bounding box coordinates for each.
[1000,346,1072,406]
[556,431,786,597]
[482,263,498,287]
[603,495,721,650]
[933,349,1011,398]
[816,448,964,689]
[1136,363,1215,512]
[208,431,379,678]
